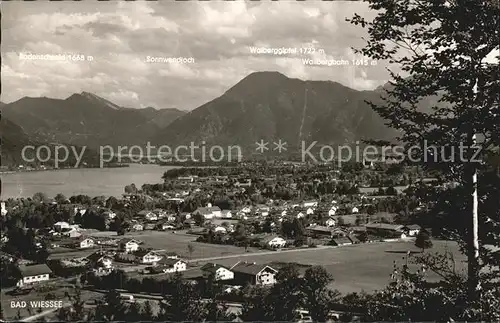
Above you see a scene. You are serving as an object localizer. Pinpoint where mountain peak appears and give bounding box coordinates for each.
[225,71,291,97]
[66,91,121,110]
[80,91,99,98]
[246,71,288,78]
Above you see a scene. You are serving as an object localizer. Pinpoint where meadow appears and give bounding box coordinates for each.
[197,240,465,294]
[89,231,466,294]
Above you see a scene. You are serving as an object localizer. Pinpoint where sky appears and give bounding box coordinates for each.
[1,1,390,111]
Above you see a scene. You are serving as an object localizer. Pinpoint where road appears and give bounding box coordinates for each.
[17,241,413,321]
[20,302,72,322]
[187,245,336,264]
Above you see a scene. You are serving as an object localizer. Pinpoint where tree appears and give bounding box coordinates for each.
[386,186,397,196]
[158,273,205,321]
[59,284,86,321]
[292,218,306,240]
[193,213,204,226]
[14,309,22,320]
[142,301,155,320]
[358,231,369,243]
[342,253,500,321]
[54,193,67,204]
[203,273,234,321]
[349,0,499,305]
[105,196,119,209]
[124,183,138,194]
[94,289,127,321]
[302,266,340,322]
[262,264,304,321]
[127,302,143,321]
[337,216,345,226]
[355,215,363,226]
[294,235,306,247]
[32,192,47,203]
[240,285,273,321]
[187,243,194,259]
[117,226,126,236]
[415,229,433,252]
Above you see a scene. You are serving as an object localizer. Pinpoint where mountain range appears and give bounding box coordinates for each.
[1,92,186,149]
[151,71,397,151]
[2,71,404,163]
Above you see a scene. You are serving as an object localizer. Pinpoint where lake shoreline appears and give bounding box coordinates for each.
[0,164,132,175]
[1,164,178,199]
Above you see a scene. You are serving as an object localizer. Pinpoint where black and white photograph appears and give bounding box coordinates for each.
[0,0,499,321]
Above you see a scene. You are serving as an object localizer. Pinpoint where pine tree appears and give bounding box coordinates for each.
[415,230,433,252]
[348,0,499,317]
[158,272,205,321]
[142,301,155,320]
[302,266,340,322]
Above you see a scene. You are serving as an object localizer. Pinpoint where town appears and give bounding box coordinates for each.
[0,161,456,321]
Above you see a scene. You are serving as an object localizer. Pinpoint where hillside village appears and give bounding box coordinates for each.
[0,162,448,320]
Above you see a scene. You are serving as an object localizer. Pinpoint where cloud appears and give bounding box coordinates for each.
[1,1,388,110]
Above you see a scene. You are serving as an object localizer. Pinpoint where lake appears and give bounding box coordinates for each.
[1,164,178,199]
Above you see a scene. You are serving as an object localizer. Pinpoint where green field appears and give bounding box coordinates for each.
[86,230,467,294]
[199,240,466,294]
[90,230,260,259]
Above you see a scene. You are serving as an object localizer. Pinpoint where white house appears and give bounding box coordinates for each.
[366,223,407,239]
[214,226,227,234]
[16,264,52,287]
[154,209,168,219]
[201,263,234,281]
[77,238,95,249]
[325,218,336,227]
[404,225,421,236]
[162,223,175,230]
[87,252,113,271]
[351,207,359,214]
[303,200,318,208]
[69,224,81,230]
[306,208,314,215]
[138,210,158,221]
[146,213,158,221]
[328,208,337,216]
[158,258,187,273]
[281,210,287,216]
[296,212,305,219]
[103,211,116,219]
[137,250,163,265]
[167,215,177,222]
[132,223,144,231]
[119,239,140,253]
[221,210,233,218]
[240,206,252,214]
[65,229,82,238]
[177,176,195,183]
[262,236,286,249]
[1,202,7,216]
[256,206,270,217]
[194,206,222,219]
[54,221,70,231]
